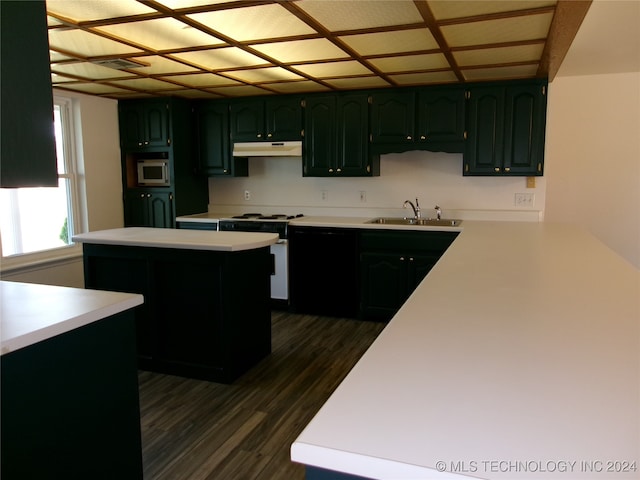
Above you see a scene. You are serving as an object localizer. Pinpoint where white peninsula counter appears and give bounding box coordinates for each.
[1,281,144,479]
[291,221,639,480]
[74,227,278,383]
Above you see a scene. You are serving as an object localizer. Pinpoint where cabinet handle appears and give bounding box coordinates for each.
[494,167,501,173]
[144,141,149,145]
[147,193,152,198]
[138,142,143,146]
[420,135,426,141]
[504,167,511,172]
[223,169,229,174]
[328,168,334,173]
[400,256,405,261]
[257,133,262,138]
[406,135,412,140]
[267,133,272,138]
[140,193,145,198]
[409,257,414,261]
[336,168,342,173]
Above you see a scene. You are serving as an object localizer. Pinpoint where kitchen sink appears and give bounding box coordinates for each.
[366,217,462,227]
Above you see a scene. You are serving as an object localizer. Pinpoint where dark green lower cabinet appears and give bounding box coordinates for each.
[124,189,175,228]
[1,310,143,480]
[360,230,458,321]
[82,243,272,383]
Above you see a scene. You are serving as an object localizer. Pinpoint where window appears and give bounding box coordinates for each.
[0,96,84,258]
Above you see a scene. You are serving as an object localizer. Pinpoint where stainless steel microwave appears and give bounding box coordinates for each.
[137,159,170,186]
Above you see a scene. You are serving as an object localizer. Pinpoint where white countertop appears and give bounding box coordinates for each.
[1,281,143,355]
[291,221,640,479]
[73,227,278,251]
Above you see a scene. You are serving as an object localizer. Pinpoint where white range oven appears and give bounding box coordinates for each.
[218,213,303,305]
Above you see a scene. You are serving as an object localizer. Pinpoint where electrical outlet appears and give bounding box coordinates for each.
[244,190,251,201]
[515,193,534,207]
[321,190,328,201]
[360,191,367,202]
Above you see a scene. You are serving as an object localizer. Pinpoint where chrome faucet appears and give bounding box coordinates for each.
[434,205,442,221]
[403,198,421,219]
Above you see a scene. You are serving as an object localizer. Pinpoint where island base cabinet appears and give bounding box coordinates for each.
[83,244,272,383]
[1,310,143,480]
[306,466,372,480]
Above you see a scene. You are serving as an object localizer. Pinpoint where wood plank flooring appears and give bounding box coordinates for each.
[138,310,386,480]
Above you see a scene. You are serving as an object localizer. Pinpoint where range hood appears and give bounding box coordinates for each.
[232,141,302,157]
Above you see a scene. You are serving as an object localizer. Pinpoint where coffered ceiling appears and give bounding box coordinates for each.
[47,0,592,100]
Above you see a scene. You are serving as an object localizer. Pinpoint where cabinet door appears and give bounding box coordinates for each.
[303,96,336,176]
[336,94,370,176]
[503,83,546,175]
[369,91,415,143]
[360,252,408,321]
[119,100,169,149]
[464,86,505,175]
[1,1,58,187]
[266,97,302,140]
[406,254,438,293]
[148,192,174,228]
[230,100,263,141]
[417,87,465,143]
[124,191,150,227]
[144,101,170,147]
[196,102,231,175]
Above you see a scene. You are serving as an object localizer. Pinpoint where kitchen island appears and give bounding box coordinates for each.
[291,221,639,480]
[1,281,144,479]
[74,227,279,383]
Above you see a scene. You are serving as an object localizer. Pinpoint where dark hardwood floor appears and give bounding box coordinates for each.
[138,310,386,480]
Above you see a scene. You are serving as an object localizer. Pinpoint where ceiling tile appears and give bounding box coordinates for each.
[442,13,554,47]
[369,53,450,73]
[46,0,155,22]
[96,18,224,51]
[205,85,274,97]
[159,72,242,87]
[55,83,136,95]
[430,1,556,21]
[252,39,350,63]
[224,67,305,84]
[48,29,143,57]
[340,29,439,56]
[170,47,269,70]
[293,61,373,78]
[127,56,199,75]
[296,0,423,31]
[188,4,316,42]
[51,73,78,84]
[324,77,391,89]
[157,88,225,99]
[107,77,185,91]
[51,62,137,80]
[389,71,459,85]
[156,0,238,9]
[453,44,544,67]
[462,64,539,81]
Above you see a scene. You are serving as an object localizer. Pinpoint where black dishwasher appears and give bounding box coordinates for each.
[289,226,359,318]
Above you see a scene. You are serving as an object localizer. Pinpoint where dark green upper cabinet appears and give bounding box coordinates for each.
[369,88,465,153]
[369,91,415,144]
[119,100,170,149]
[230,97,302,142]
[465,80,547,176]
[1,0,58,188]
[304,93,378,177]
[194,101,247,177]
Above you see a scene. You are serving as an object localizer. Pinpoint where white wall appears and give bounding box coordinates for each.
[208,151,545,221]
[545,72,640,268]
[1,90,122,287]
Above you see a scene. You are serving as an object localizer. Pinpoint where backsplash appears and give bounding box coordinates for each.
[208,150,545,221]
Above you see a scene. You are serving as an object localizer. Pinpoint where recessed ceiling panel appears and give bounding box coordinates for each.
[389,71,458,85]
[296,0,423,31]
[294,61,373,78]
[462,64,539,81]
[224,67,305,84]
[49,29,143,57]
[96,18,224,51]
[188,4,316,42]
[252,39,350,63]
[46,0,155,22]
[324,77,391,89]
[160,72,241,87]
[51,74,78,83]
[442,13,554,47]
[369,53,450,73]
[171,47,269,70]
[340,29,439,56]
[430,1,556,21]
[107,77,185,91]
[56,83,136,95]
[52,62,136,80]
[129,56,199,75]
[262,81,331,94]
[454,44,545,67]
[156,0,238,9]
[206,85,274,97]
